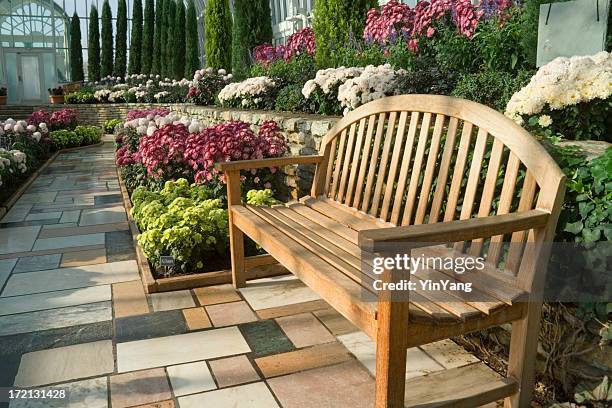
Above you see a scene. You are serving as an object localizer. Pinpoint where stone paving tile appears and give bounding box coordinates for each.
[276,312,336,348]
[209,355,260,388]
[16,192,58,204]
[206,301,258,327]
[256,299,329,320]
[0,205,32,223]
[239,320,294,357]
[79,206,126,226]
[313,307,358,336]
[0,244,107,261]
[39,222,128,238]
[0,285,111,316]
[267,360,375,408]
[420,339,480,369]
[178,382,279,408]
[59,210,81,223]
[130,401,175,408]
[32,233,105,252]
[0,259,16,290]
[194,284,241,306]
[116,327,251,373]
[167,361,216,396]
[150,290,196,312]
[112,280,149,318]
[94,193,122,206]
[0,226,40,255]
[182,307,212,330]
[1,260,139,296]
[239,275,321,310]
[24,211,62,221]
[105,230,135,262]
[41,222,78,229]
[115,310,188,343]
[0,219,61,229]
[13,254,61,273]
[14,340,114,387]
[0,301,112,337]
[60,248,107,268]
[110,368,172,408]
[7,376,108,408]
[255,342,352,378]
[337,331,444,379]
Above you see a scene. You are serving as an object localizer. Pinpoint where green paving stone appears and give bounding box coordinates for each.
[13,254,61,273]
[239,320,294,357]
[106,230,136,262]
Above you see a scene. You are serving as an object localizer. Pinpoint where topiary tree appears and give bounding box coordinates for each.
[313,0,377,68]
[128,0,143,74]
[100,0,114,77]
[114,0,128,78]
[204,0,232,70]
[70,13,84,81]
[142,0,155,75]
[231,0,273,79]
[163,0,176,78]
[172,0,186,79]
[152,0,165,75]
[87,5,101,81]
[185,0,200,78]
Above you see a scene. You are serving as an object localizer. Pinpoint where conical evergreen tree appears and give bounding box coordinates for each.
[114,0,128,78]
[185,0,200,78]
[70,13,84,81]
[128,0,143,74]
[172,1,186,79]
[204,0,232,70]
[100,0,114,77]
[231,0,272,79]
[163,0,176,78]
[87,5,101,81]
[142,0,155,75]
[152,0,165,75]
[160,0,168,77]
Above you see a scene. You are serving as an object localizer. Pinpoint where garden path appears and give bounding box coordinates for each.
[0,137,491,408]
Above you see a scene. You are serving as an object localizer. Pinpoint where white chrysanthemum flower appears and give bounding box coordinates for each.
[538,115,553,128]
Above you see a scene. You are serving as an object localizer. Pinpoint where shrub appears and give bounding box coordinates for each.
[65,90,96,104]
[246,189,280,206]
[163,0,175,79]
[141,0,155,75]
[337,64,407,113]
[128,0,143,74]
[172,0,186,80]
[302,66,364,116]
[100,1,114,77]
[69,13,84,81]
[49,130,82,149]
[451,69,531,111]
[185,0,201,78]
[104,119,123,134]
[205,0,232,70]
[0,148,28,188]
[250,54,316,87]
[114,0,128,78]
[75,125,103,145]
[187,68,231,106]
[275,84,308,113]
[231,0,273,79]
[396,64,457,96]
[88,5,101,81]
[217,76,278,110]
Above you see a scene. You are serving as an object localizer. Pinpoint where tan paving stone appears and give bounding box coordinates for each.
[130,401,175,408]
[113,280,150,318]
[194,284,241,306]
[313,307,358,336]
[110,368,172,408]
[182,307,212,330]
[178,382,279,408]
[60,248,107,267]
[276,312,336,348]
[255,342,352,378]
[256,299,329,320]
[209,355,260,388]
[150,290,196,312]
[420,339,480,369]
[206,301,258,327]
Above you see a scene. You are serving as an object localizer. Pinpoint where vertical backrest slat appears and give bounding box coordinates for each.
[505,171,538,274]
[361,113,387,212]
[345,118,368,206]
[380,111,409,222]
[443,122,473,222]
[487,152,521,264]
[401,113,432,226]
[352,115,377,208]
[390,112,420,225]
[324,137,338,190]
[428,117,459,224]
[337,122,358,203]
[329,129,347,200]
[369,112,398,217]
[414,114,446,225]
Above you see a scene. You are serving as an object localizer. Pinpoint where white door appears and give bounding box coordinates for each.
[4,50,55,104]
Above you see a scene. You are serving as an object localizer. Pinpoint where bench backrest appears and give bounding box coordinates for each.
[311,95,566,290]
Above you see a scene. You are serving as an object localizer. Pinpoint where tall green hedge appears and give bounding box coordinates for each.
[128,0,143,74]
[185,0,200,78]
[231,0,272,79]
[114,0,128,78]
[100,0,114,77]
[142,0,155,75]
[69,13,84,81]
[204,0,232,70]
[172,0,186,79]
[313,0,377,67]
[164,0,176,78]
[87,5,101,81]
[152,0,164,75]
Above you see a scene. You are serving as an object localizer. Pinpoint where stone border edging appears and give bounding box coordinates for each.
[115,153,288,293]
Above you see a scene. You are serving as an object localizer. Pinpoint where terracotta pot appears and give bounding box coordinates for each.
[0,95,6,105]
[49,95,65,104]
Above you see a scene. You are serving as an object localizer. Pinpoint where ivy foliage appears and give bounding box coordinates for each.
[114,0,128,78]
[87,5,101,81]
[204,0,232,70]
[69,13,84,81]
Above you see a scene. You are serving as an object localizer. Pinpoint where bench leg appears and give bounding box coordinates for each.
[504,302,542,408]
[229,224,246,288]
[375,300,409,408]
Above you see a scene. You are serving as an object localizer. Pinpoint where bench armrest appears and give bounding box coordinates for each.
[359,210,550,252]
[215,155,325,172]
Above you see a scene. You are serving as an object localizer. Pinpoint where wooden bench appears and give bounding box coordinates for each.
[216,95,566,408]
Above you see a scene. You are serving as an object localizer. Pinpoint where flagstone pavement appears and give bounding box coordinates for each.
[0,137,494,408]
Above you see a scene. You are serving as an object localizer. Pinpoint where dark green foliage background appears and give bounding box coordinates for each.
[205,0,233,70]
[70,13,84,81]
[87,6,101,81]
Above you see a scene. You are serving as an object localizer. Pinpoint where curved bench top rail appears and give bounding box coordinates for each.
[320,95,565,190]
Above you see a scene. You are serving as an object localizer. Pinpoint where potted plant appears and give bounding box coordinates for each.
[0,87,7,105]
[48,87,65,104]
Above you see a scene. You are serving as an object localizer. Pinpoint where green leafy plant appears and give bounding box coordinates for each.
[275,84,308,113]
[103,119,122,134]
[65,90,96,104]
[246,189,281,206]
[574,376,612,407]
[231,0,273,79]
[49,130,82,150]
[451,69,532,111]
[75,125,103,145]
[205,0,232,70]
[251,54,316,86]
